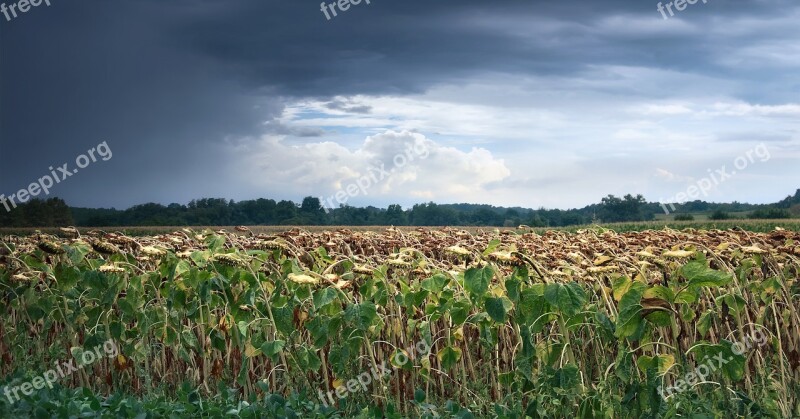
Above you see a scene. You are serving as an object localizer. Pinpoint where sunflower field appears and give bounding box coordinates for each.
[0,226,798,418]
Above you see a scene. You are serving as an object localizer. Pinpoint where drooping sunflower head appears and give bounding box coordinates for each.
[38,240,65,255]
[213,254,248,268]
[91,240,121,255]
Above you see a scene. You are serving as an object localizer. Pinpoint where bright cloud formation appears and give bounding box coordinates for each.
[229,130,510,207]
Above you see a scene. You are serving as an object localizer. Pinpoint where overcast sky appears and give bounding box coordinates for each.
[1,0,798,210]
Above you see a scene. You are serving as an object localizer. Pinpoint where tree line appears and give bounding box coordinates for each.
[0,189,798,228]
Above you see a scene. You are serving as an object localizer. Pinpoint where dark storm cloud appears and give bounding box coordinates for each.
[172,0,797,98]
[0,0,797,208]
[1,1,282,207]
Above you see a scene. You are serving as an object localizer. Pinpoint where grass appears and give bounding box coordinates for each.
[541,219,800,233]
[652,211,754,222]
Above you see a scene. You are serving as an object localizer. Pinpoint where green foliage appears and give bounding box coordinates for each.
[600,194,654,223]
[0,228,796,417]
[464,266,492,299]
[543,282,586,318]
[709,210,731,220]
[749,207,791,219]
[0,198,73,228]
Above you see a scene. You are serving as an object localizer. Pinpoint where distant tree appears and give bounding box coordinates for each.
[0,204,8,226]
[599,194,651,223]
[385,204,407,225]
[503,209,521,227]
[300,197,326,224]
[709,210,730,220]
[330,205,355,225]
[528,211,547,227]
[681,200,711,213]
[561,211,588,226]
[473,208,502,226]
[0,198,73,227]
[125,203,168,225]
[409,203,461,226]
[749,208,791,219]
[274,200,298,223]
[674,214,695,221]
[776,189,800,208]
[23,199,52,226]
[239,199,277,224]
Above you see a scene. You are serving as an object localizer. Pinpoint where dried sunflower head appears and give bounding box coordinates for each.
[109,235,136,246]
[213,254,247,267]
[387,258,412,268]
[741,246,767,254]
[353,265,374,275]
[587,266,620,274]
[260,240,289,252]
[59,227,80,238]
[38,241,65,255]
[11,273,33,283]
[141,246,167,257]
[445,246,471,257]
[663,250,694,259]
[288,273,319,285]
[99,264,125,273]
[91,241,121,255]
[487,251,523,267]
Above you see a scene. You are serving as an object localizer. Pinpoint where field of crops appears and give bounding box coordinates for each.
[1,226,799,418]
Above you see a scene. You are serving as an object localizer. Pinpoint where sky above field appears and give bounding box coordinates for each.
[1,0,798,210]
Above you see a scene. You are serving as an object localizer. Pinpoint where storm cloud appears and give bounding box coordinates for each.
[1,0,797,209]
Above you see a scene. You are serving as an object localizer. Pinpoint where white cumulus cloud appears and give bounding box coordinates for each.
[228,130,510,207]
